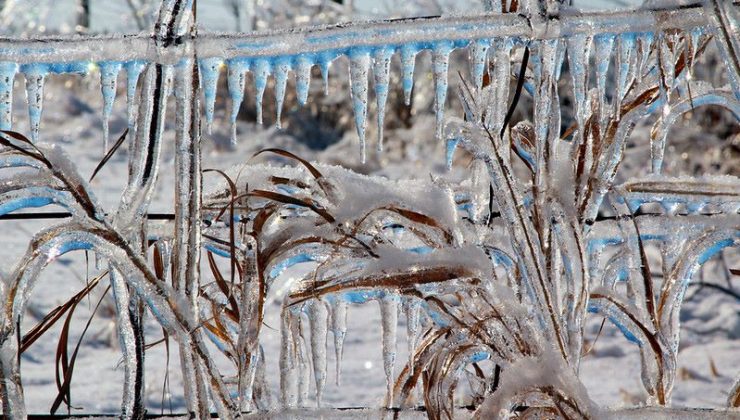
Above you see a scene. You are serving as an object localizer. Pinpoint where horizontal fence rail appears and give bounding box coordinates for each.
[0,4,720,64]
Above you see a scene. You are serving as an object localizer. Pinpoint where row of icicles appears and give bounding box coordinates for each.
[0,26,707,165]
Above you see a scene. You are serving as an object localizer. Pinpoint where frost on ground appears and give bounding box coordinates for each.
[0,0,739,419]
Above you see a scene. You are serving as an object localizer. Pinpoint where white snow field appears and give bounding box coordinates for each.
[0,0,738,419]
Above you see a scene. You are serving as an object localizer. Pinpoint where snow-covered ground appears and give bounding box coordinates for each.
[2,62,736,417]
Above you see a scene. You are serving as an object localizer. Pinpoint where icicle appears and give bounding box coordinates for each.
[273,58,290,129]
[373,47,393,152]
[635,32,654,85]
[658,31,677,101]
[469,39,490,90]
[567,34,591,140]
[99,61,122,152]
[489,38,513,135]
[295,55,313,106]
[688,28,703,70]
[253,59,270,125]
[227,58,249,145]
[403,297,421,375]
[330,299,347,386]
[379,293,399,406]
[297,313,311,407]
[199,57,223,135]
[280,309,298,408]
[446,137,460,170]
[22,65,47,142]
[124,61,146,129]
[349,49,371,163]
[0,62,18,131]
[400,44,418,106]
[432,42,453,139]
[319,51,335,96]
[614,34,635,121]
[594,34,615,124]
[308,300,328,407]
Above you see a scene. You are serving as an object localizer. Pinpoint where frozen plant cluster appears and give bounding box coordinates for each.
[0,0,739,419]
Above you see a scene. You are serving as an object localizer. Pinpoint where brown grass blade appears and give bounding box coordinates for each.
[51,285,111,415]
[248,189,335,223]
[500,46,529,139]
[21,271,108,353]
[89,128,128,182]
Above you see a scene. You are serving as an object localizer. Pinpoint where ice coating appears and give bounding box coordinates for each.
[199,57,223,134]
[99,61,122,151]
[372,47,393,151]
[432,42,453,139]
[0,62,17,130]
[273,58,291,129]
[349,49,370,163]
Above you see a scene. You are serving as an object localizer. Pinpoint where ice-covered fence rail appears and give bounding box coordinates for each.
[0,5,715,64]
